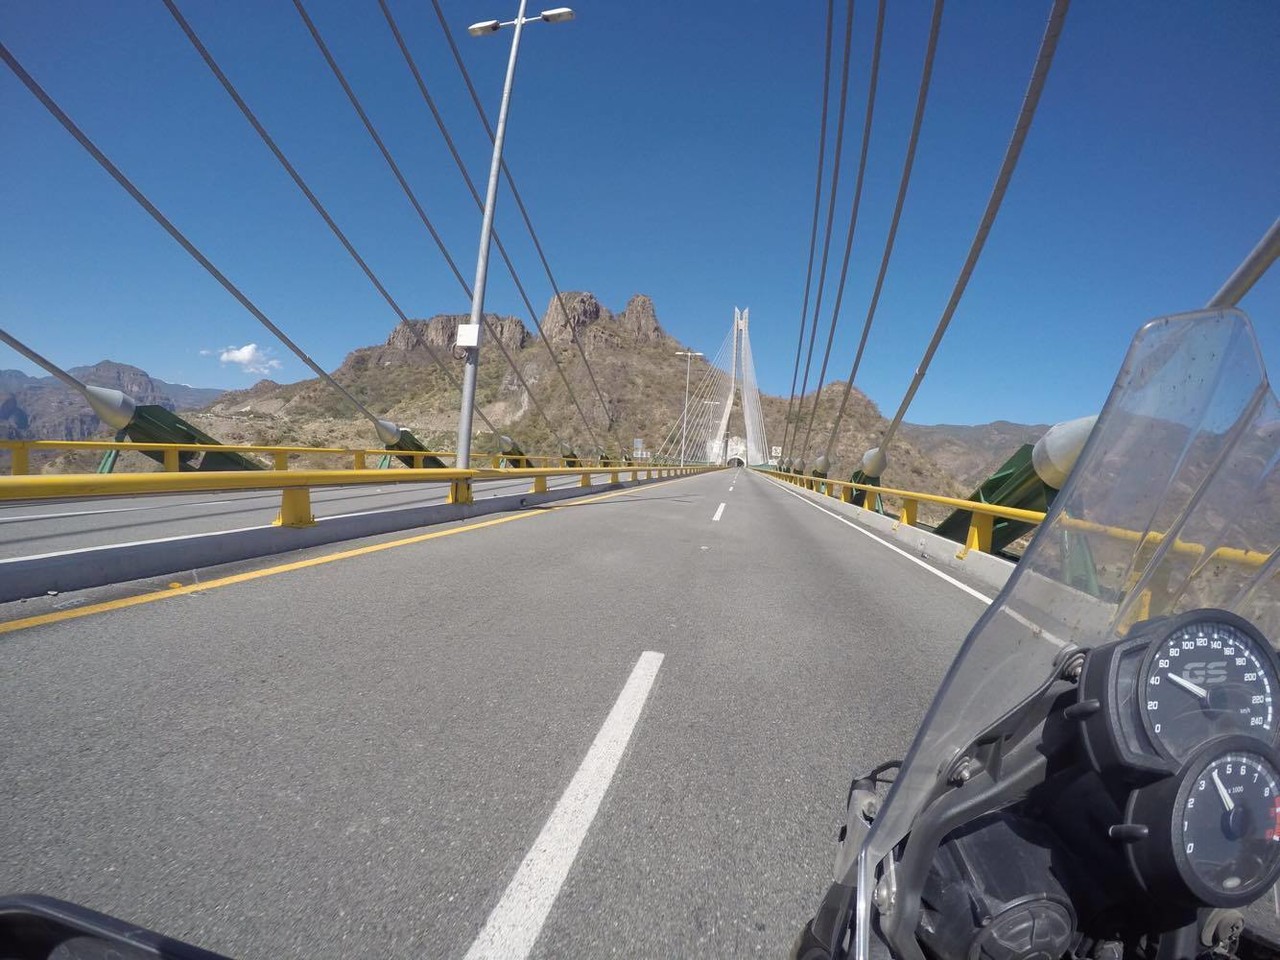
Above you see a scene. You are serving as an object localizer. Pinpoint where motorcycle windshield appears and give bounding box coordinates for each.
[855,307,1280,958]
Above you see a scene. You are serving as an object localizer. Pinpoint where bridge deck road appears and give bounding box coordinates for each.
[0,468,991,959]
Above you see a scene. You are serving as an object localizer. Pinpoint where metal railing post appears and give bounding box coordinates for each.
[899,499,918,527]
[960,512,994,557]
[276,487,315,527]
[11,443,29,476]
[448,478,473,505]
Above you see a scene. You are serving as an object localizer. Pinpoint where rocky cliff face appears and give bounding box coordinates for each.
[541,292,612,345]
[537,291,666,350]
[354,294,666,374]
[202,290,686,441]
[372,314,529,365]
[617,294,665,344]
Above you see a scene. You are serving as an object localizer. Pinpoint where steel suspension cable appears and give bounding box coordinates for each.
[693,360,732,450]
[778,0,836,460]
[787,0,856,459]
[426,0,613,432]
[823,0,943,464]
[1207,216,1280,308]
[652,332,731,462]
[877,0,1071,457]
[656,359,722,464]
[290,0,566,450]
[0,41,408,442]
[162,0,499,441]
[740,330,768,463]
[378,0,601,449]
[688,370,730,463]
[653,345,728,464]
[798,0,887,460]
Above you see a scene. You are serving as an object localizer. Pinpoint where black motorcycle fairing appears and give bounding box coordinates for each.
[0,895,227,960]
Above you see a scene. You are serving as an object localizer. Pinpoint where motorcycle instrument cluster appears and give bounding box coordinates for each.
[1077,610,1280,908]
[1140,618,1277,758]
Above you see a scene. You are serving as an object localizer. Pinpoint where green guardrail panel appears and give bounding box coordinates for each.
[386,429,447,469]
[1062,527,1101,596]
[931,443,1056,554]
[96,429,128,473]
[122,405,264,472]
[849,469,885,514]
[499,435,531,468]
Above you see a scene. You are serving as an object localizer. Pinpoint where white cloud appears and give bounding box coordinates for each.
[209,343,282,375]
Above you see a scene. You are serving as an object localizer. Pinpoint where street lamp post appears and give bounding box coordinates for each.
[675,350,702,467]
[454,4,576,469]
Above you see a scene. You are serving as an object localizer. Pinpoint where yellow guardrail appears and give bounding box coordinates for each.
[761,468,1046,558]
[0,439,455,473]
[1058,516,1270,570]
[0,439,645,475]
[0,463,716,526]
[764,469,1271,571]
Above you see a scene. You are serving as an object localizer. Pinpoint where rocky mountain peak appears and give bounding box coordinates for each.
[386,314,528,354]
[618,294,665,344]
[69,361,172,406]
[541,292,611,344]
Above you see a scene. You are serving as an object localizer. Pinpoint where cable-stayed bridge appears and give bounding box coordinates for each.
[1,2,1278,957]
[651,307,770,469]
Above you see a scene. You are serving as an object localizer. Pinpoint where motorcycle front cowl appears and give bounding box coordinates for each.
[805,308,1280,960]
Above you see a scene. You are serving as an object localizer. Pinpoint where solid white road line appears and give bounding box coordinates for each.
[712,502,727,522]
[463,651,665,960]
[0,501,242,523]
[759,473,995,606]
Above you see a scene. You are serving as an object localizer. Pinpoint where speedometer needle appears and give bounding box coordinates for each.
[1212,770,1236,812]
[1167,671,1210,700]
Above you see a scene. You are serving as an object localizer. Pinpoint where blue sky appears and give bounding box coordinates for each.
[2,0,1277,427]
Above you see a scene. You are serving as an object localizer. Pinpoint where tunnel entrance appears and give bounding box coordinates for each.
[727,457,746,468]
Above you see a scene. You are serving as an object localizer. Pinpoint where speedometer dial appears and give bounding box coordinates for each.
[1141,613,1280,759]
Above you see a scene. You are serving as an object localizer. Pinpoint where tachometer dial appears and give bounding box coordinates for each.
[1127,737,1280,907]
[1140,613,1279,759]
[1177,751,1280,899]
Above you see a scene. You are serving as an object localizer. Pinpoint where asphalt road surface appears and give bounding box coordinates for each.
[0,474,587,560]
[0,468,990,958]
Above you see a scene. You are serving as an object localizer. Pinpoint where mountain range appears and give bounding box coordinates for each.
[5,296,1051,518]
